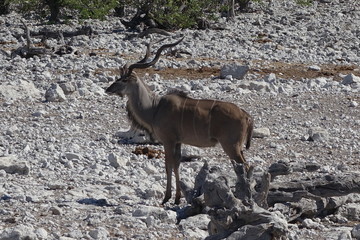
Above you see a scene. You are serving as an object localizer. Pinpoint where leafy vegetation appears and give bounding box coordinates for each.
[67,0,118,20]
[295,0,313,6]
[0,0,10,15]
[149,0,220,29]
[1,0,315,28]
[6,0,118,21]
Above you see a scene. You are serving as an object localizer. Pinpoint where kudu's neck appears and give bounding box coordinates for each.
[127,78,160,128]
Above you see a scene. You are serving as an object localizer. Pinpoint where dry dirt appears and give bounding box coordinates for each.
[94,59,359,81]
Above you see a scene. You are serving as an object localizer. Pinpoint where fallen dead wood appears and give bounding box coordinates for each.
[179,161,288,239]
[267,161,360,205]
[13,25,95,41]
[138,28,172,38]
[268,160,321,179]
[268,173,360,205]
[6,20,79,59]
[124,27,172,41]
[179,160,360,239]
[9,20,52,58]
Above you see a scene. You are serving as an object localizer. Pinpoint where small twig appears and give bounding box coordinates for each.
[0,49,11,58]
[40,35,51,49]
[137,28,172,38]
[58,30,65,45]
[20,19,33,50]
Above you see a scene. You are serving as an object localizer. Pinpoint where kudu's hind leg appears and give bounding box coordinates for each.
[220,140,249,170]
[162,143,182,205]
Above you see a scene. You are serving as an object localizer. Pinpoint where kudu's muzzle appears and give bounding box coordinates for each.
[105,86,125,98]
[105,87,114,94]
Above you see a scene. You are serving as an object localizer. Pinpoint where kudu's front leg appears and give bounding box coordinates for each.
[162,156,172,205]
[162,143,182,205]
[173,143,182,204]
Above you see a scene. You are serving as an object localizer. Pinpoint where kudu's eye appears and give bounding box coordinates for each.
[119,75,128,82]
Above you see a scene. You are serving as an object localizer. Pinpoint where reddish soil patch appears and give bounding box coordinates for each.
[137,67,220,80]
[252,61,358,81]
[96,61,358,81]
[95,66,220,80]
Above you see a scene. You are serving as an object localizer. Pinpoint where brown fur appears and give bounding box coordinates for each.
[106,39,254,205]
[107,76,254,205]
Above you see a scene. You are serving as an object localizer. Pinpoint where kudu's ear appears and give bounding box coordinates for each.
[119,66,126,77]
[119,63,130,80]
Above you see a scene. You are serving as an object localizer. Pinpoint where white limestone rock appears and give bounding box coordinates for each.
[0,224,37,240]
[350,101,358,107]
[338,203,360,221]
[64,152,82,161]
[132,205,176,223]
[142,162,158,175]
[88,227,109,240]
[179,214,210,232]
[89,83,106,96]
[308,65,321,71]
[45,83,67,102]
[58,81,77,95]
[31,110,47,117]
[143,184,164,199]
[307,127,329,142]
[114,128,152,144]
[108,152,128,169]
[0,80,41,101]
[0,155,30,175]
[352,224,360,239]
[342,74,360,85]
[264,73,277,83]
[0,169,6,177]
[302,218,324,230]
[238,80,274,93]
[35,228,49,240]
[253,127,271,138]
[220,64,249,79]
[337,230,353,240]
[49,206,62,215]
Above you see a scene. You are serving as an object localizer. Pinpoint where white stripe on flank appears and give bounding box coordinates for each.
[180,98,188,137]
[208,100,216,139]
[193,100,200,141]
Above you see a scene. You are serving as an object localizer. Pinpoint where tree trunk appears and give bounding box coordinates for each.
[114,0,125,17]
[228,0,235,19]
[238,0,251,11]
[0,0,10,15]
[45,0,61,22]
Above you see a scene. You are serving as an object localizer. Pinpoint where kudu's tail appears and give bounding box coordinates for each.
[246,117,254,150]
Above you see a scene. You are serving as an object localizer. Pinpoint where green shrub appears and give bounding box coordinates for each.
[124,0,220,30]
[5,0,314,29]
[295,0,313,6]
[0,0,11,15]
[66,0,118,20]
[9,0,118,21]
[152,0,214,29]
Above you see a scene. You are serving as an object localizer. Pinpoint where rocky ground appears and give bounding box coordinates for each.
[0,0,360,239]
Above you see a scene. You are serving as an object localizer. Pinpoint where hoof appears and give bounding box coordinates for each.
[162,197,170,205]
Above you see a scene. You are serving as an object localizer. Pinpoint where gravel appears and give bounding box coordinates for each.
[1,0,360,239]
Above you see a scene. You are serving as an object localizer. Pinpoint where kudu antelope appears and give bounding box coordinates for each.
[106,37,254,204]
